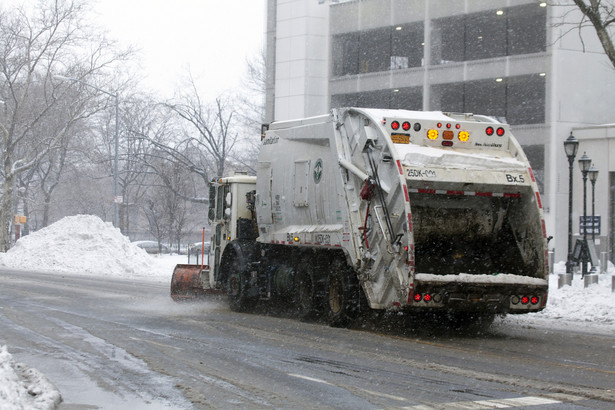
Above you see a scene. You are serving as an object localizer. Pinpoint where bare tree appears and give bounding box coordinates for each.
[0,0,130,250]
[165,75,241,180]
[233,49,268,175]
[142,194,168,252]
[569,0,615,69]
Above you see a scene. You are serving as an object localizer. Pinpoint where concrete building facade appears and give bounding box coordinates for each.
[265,0,615,264]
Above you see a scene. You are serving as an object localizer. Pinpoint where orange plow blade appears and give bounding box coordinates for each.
[170,264,223,301]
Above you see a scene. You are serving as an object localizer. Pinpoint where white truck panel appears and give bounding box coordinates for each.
[257,107,548,311]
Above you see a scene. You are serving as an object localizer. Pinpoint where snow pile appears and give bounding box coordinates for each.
[0,346,61,410]
[0,215,169,279]
[507,261,615,330]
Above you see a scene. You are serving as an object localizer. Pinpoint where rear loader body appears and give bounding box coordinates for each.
[172,108,548,325]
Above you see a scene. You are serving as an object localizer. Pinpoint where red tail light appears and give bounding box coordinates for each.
[391,121,400,130]
[402,121,411,131]
[486,126,494,136]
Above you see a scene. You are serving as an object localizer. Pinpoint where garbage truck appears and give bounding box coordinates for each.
[171,107,549,326]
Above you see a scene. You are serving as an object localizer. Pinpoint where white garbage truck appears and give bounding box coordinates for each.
[171,107,549,326]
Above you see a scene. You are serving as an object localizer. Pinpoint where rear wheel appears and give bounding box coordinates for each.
[295,264,318,320]
[325,259,358,327]
[224,252,256,312]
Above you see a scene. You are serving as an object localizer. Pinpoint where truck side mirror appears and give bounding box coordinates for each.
[224,193,232,219]
[208,185,216,221]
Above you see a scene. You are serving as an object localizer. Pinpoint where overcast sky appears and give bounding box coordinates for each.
[94,0,266,98]
[3,0,266,99]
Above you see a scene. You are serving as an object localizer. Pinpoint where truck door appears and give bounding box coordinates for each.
[212,184,229,283]
[257,162,273,224]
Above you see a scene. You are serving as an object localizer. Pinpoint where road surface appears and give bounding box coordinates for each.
[0,268,613,409]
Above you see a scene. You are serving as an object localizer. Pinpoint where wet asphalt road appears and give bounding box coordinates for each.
[0,268,613,409]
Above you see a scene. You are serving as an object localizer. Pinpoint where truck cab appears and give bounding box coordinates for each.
[207,174,257,288]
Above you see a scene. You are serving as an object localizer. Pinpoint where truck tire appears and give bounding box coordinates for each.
[223,248,257,312]
[295,264,318,320]
[227,268,255,312]
[325,259,358,327]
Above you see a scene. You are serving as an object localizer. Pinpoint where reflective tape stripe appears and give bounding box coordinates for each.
[407,188,521,198]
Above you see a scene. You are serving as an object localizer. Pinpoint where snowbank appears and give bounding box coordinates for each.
[0,346,61,410]
[505,261,615,332]
[0,215,177,281]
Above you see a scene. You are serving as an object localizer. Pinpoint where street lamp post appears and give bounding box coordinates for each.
[588,164,599,242]
[578,152,592,277]
[563,132,579,275]
[55,75,119,228]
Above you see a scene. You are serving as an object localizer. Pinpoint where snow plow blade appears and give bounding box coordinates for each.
[170,264,223,301]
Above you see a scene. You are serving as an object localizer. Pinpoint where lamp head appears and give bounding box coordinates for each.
[588,164,599,183]
[563,132,579,159]
[578,152,592,173]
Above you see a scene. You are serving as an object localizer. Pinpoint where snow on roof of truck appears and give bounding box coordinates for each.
[396,143,526,171]
[351,107,505,125]
[346,108,525,171]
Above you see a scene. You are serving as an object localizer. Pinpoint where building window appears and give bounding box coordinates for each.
[522,145,545,193]
[508,4,547,55]
[431,4,546,65]
[332,22,424,77]
[464,10,507,61]
[464,79,507,119]
[332,32,359,76]
[431,74,546,125]
[331,87,422,110]
[507,74,546,125]
[391,23,424,69]
[359,27,391,73]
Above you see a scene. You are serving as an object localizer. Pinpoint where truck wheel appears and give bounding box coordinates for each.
[325,260,357,327]
[227,268,255,312]
[295,265,317,320]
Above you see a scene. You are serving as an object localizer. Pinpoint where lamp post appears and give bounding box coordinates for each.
[587,164,599,242]
[563,132,579,275]
[578,152,592,277]
[55,75,119,228]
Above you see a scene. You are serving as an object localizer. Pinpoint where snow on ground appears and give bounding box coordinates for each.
[0,214,614,409]
[0,214,181,282]
[0,346,62,410]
